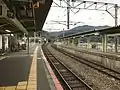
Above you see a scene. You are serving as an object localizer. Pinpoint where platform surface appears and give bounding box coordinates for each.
[37,48,51,90]
[0,43,63,90]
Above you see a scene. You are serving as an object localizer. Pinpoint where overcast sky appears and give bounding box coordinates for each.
[43,0,120,32]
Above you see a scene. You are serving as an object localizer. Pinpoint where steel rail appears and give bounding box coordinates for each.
[52,44,120,81]
[42,44,93,90]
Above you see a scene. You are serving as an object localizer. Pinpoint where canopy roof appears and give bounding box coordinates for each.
[63,26,120,38]
[0,0,53,34]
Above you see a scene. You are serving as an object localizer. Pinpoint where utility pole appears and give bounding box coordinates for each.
[115,4,118,27]
[114,4,118,53]
[67,0,70,29]
[27,34,29,54]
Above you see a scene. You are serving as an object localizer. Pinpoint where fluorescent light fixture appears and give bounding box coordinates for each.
[81,35,84,37]
[5,30,11,32]
[11,34,14,36]
[94,32,99,36]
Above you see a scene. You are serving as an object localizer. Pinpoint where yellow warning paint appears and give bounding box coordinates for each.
[5,86,16,90]
[27,46,38,90]
[0,46,38,90]
[17,81,27,86]
[0,87,5,90]
[16,85,26,90]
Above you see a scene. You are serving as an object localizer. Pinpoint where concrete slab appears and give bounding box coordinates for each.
[37,48,51,90]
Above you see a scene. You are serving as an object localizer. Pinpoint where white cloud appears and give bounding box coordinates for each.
[43,0,120,32]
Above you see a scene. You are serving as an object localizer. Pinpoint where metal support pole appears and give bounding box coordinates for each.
[63,28,65,37]
[75,38,78,46]
[32,2,37,44]
[114,4,118,52]
[77,37,80,47]
[62,28,65,44]
[34,32,36,43]
[114,36,118,52]
[2,35,5,53]
[73,37,76,46]
[65,38,67,45]
[87,36,90,49]
[9,34,12,52]
[115,4,118,27]
[39,31,41,44]
[69,38,71,45]
[67,0,70,29]
[105,35,107,52]
[67,38,69,45]
[102,34,107,52]
[102,35,104,52]
[72,38,74,46]
[24,33,26,42]
[27,35,29,54]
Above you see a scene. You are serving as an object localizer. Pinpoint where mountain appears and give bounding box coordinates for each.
[48,25,110,37]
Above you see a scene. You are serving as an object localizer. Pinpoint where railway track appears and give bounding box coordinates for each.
[42,44,93,90]
[51,44,120,81]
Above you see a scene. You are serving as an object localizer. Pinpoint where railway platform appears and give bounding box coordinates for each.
[55,43,120,72]
[0,43,63,90]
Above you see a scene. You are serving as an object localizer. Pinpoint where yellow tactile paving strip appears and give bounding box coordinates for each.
[17,81,27,90]
[0,46,38,90]
[27,46,38,90]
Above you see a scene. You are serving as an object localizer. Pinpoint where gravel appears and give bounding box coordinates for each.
[47,44,120,90]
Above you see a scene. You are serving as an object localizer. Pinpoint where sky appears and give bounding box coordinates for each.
[43,0,120,32]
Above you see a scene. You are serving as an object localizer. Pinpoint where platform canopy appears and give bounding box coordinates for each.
[0,0,28,34]
[63,26,120,38]
[0,0,53,34]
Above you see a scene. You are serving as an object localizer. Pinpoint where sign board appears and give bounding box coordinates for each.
[33,2,40,8]
[39,0,45,4]
[33,0,45,8]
